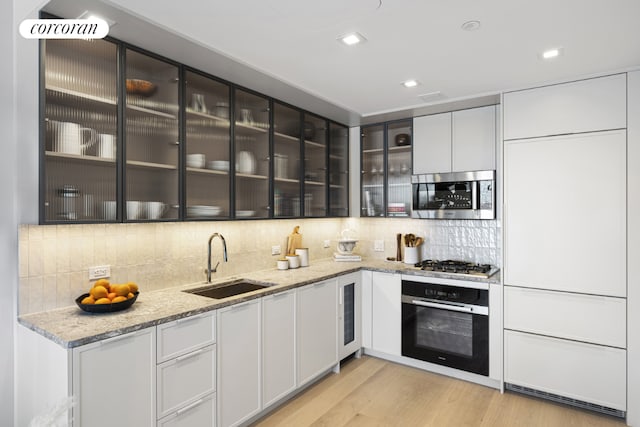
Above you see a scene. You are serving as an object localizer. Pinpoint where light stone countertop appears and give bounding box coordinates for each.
[18,258,500,349]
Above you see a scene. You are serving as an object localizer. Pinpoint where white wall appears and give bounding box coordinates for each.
[627,70,640,427]
[0,2,16,424]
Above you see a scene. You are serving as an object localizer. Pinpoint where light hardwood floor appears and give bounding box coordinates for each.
[252,356,626,427]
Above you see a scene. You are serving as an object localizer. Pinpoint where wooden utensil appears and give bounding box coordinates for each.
[287,226,302,255]
[414,237,424,247]
[396,233,402,262]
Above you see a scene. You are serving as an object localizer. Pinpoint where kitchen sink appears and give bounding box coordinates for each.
[184,279,273,299]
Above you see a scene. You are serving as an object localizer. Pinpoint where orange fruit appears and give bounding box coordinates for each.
[81,296,95,304]
[107,292,117,300]
[112,296,127,303]
[94,297,111,304]
[127,292,135,299]
[90,286,108,300]
[127,282,139,293]
[114,284,130,297]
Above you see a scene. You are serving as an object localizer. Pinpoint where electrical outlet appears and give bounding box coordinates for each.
[323,240,331,248]
[89,265,111,280]
[374,240,385,252]
[271,245,281,256]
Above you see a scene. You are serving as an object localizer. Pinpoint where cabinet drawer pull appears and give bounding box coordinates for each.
[101,333,134,345]
[176,314,204,325]
[230,301,252,309]
[175,348,204,362]
[176,398,206,416]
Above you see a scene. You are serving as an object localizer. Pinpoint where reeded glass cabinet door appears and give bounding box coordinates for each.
[273,102,302,218]
[303,114,328,217]
[43,38,118,222]
[184,70,231,219]
[329,123,349,217]
[234,89,270,218]
[124,48,179,221]
[386,120,412,217]
[361,124,384,216]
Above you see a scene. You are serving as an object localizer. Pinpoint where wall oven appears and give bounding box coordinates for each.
[411,170,495,219]
[401,279,489,376]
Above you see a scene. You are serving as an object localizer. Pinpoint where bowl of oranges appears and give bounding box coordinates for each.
[76,279,139,313]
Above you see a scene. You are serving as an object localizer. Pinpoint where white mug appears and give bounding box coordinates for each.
[52,121,97,155]
[102,201,116,220]
[126,200,141,220]
[146,201,167,219]
[286,255,300,269]
[97,134,116,159]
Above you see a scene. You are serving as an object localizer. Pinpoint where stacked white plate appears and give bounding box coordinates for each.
[187,205,221,217]
[236,210,255,218]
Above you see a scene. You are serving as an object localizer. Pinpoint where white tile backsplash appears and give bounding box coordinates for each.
[18,216,501,314]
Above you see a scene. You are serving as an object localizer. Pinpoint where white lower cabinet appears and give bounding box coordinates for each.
[157,393,216,427]
[262,289,296,408]
[505,330,626,411]
[72,328,156,427]
[297,279,338,386]
[371,272,401,356]
[217,299,262,427]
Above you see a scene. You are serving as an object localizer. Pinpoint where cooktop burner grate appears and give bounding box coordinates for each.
[415,259,495,276]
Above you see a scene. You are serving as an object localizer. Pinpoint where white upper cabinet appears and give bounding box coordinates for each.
[413,106,496,174]
[452,105,496,171]
[503,73,627,140]
[413,112,451,174]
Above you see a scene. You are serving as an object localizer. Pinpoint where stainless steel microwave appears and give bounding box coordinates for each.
[411,170,495,219]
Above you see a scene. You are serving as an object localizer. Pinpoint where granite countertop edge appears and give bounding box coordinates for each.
[18,259,501,349]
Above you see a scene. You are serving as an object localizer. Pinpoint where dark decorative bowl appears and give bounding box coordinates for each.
[76,292,139,313]
[395,133,411,146]
[125,79,157,97]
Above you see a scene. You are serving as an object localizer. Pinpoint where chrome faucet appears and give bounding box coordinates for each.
[207,233,228,283]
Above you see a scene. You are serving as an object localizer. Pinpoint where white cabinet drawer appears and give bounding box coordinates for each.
[157,312,216,362]
[158,393,215,427]
[505,330,626,411]
[504,286,626,348]
[503,73,626,140]
[157,344,216,419]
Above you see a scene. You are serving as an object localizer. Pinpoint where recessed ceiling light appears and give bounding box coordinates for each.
[541,47,563,60]
[402,80,420,88]
[461,20,481,31]
[77,10,116,27]
[338,32,366,46]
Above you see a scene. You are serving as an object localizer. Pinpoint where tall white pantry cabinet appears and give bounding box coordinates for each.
[502,73,631,417]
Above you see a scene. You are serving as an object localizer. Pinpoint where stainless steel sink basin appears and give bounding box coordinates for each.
[184,279,273,299]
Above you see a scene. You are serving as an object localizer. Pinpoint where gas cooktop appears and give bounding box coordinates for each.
[415,259,499,278]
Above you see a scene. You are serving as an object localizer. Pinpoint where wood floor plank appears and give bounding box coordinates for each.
[252,356,626,427]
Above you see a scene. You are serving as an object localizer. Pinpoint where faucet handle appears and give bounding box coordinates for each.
[212,261,220,273]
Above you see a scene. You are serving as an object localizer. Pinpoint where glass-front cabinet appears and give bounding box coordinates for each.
[124,48,180,221]
[361,119,412,217]
[329,123,349,217]
[273,102,302,218]
[234,89,270,219]
[43,38,119,222]
[184,70,231,219]
[41,33,348,223]
[303,113,328,217]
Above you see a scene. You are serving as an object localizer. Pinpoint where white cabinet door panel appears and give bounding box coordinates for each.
[503,74,627,140]
[504,130,626,296]
[452,106,496,172]
[157,344,216,419]
[371,272,401,356]
[218,300,261,427]
[504,286,626,348]
[72,329,156,427]
[157,312,216,363]
[262,290,296,408]
[297,280,338,386]
[361,270,373,349]
[505,330,626,411]
[413,112,452,174]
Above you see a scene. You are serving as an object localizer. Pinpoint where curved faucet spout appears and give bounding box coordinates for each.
[207,233,228,283]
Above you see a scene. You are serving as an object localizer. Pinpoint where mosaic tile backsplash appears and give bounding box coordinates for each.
[19,217,501,314]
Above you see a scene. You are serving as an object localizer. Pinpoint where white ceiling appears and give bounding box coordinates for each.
[44,0,640,123]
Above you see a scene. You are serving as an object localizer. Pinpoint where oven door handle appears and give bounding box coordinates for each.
[407,298,488,315]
